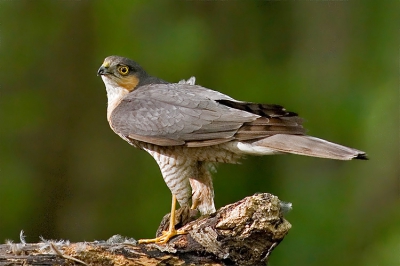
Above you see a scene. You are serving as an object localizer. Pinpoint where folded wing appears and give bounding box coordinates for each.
[109,84,305,147]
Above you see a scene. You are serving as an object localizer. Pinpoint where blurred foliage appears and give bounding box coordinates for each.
[0,1,398,265]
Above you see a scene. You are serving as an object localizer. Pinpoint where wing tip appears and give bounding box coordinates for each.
[354,152,368,160]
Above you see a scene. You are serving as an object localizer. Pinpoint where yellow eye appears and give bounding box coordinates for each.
[117,66,129,75]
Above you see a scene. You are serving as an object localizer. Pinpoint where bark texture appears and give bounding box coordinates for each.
[0,193,291,266]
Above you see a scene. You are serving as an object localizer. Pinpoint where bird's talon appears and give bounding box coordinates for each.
[176,229,187,235]
[138,195,187,245]
[139,228,186,244]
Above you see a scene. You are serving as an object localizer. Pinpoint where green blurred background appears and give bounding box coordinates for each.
[0,1,398,265]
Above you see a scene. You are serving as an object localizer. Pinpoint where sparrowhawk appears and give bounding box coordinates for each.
[97,55,367,244]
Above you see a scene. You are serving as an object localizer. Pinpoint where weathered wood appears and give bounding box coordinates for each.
[0,193,291,266]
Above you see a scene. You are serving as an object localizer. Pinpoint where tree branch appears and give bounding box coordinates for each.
[0,193,291,266]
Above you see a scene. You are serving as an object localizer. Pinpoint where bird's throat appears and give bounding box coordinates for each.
[105,85,129,122]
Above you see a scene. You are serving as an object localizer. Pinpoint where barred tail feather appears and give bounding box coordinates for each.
[250,134,367,160]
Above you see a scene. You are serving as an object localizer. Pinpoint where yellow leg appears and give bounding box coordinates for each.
[139,195,186,244]
[191,199,199,210]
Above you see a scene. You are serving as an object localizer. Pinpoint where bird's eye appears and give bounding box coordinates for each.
[117,66,130,76]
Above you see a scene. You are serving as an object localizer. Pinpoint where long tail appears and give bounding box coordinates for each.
[249,134,367,160]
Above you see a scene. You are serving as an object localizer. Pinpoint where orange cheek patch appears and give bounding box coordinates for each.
[116,75,139,92]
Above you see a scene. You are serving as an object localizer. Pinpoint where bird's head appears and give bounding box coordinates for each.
[97,55,148,92]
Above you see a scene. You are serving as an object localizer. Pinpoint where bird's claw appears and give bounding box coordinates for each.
[139,228,186,244]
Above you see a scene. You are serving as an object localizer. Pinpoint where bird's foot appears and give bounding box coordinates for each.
[138,228,186,244]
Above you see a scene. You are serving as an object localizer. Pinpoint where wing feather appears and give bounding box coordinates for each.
[110,83,305,146]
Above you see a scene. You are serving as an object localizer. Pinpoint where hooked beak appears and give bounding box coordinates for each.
[97,65,110,76]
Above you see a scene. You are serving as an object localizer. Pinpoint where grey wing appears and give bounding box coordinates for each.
[110,83,260,147]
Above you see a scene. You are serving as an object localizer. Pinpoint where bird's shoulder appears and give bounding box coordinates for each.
[126,82,235,102]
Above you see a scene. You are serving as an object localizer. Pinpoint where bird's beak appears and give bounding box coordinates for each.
[97,65,110,76]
